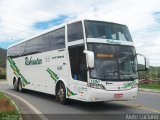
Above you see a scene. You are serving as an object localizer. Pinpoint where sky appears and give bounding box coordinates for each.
[0,0,160,66]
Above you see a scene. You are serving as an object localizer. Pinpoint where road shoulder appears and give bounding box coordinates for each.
[139,88,160,93]
[0,80,7,84]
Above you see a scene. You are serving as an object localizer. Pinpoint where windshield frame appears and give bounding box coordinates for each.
[87,43,138,81]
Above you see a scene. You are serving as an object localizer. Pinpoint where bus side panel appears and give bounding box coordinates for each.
[7,57,15,86]
[7,49,69,95]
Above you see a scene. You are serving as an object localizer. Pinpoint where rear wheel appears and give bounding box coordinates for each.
[56,82,67,104]
[13,78,18,91]
[18,80,23,92]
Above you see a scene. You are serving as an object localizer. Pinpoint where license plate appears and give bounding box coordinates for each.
[114,94,123,98]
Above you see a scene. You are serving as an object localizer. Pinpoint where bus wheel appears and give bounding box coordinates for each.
[18,80,23,92]
[56,82,67,104]
[13,78,18,91]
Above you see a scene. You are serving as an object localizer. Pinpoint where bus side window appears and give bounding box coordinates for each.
[69,45,87,82]
[68,21,84,42]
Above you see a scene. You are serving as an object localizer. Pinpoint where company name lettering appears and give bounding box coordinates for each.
[25,57,42,65]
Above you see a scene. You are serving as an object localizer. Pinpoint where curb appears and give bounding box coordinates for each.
[7,96,23,120]
[12,101,23,120]
[139,88,160,93]
[0,90,48,120]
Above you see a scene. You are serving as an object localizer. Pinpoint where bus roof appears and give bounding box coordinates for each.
[8,19,125,49]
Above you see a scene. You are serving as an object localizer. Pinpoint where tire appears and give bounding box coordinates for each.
[18,80,23,92]
[13,80,18,91]
[56,82,68,104]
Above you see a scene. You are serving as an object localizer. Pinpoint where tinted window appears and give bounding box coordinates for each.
[8,27,65,57]
[116,46,138,79]
[16,42,27,56]
[8,46,16,57]
[88,44,138,81]
[68,21,84,42]
[39,27,65,52]
[38,33,51,52]
[85,21,132,41]
[88,44,118,80]
[24,38,39,55]
[8,42,27,57]
[69,45,87,82]
[52,27,65,49]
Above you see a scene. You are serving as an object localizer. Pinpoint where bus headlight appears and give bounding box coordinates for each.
[89,83,105,90]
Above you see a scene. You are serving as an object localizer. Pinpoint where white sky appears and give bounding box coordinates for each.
[0,0,160,66]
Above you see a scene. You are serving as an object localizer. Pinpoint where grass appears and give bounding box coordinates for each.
[139,83,160,90]
[0,74,6,79]
[0,67,6,79]
[0,92,20,120]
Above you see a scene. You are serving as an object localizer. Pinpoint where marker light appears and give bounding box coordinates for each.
[97,54,113,57]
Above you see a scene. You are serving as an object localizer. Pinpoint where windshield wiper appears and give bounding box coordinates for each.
[122,74,137,80]
[129,75,135,80]
[98,36,106,39]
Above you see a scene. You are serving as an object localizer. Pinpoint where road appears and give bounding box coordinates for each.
[0,83,160,120]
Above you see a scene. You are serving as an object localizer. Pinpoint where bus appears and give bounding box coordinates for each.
[7,19,149,104]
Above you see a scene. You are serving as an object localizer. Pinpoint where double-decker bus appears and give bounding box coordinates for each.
[7,19,149,104]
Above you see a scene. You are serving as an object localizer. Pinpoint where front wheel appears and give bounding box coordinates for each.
[56,82,68,104]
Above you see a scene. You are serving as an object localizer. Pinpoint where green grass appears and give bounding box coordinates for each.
[0,92,8,98]
[139,84,160,90]
[0,74,6,79]
[0,92,20,120]
[0,67,6,79]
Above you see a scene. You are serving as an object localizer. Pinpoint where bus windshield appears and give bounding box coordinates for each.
[88,44,138,81]
[85,20,132,41]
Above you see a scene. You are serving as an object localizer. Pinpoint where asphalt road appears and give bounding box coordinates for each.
[0,83,160,120]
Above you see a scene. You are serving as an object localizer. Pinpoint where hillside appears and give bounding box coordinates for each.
[0,48,7,68]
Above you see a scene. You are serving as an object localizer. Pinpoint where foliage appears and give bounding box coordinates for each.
[138,66,160,80]
[139,83,160,90]
[0,74,6,79]
[0,48,7,68]
[0,67,6,79]
[0,92,20,120]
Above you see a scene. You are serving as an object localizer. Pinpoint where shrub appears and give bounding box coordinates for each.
[0,74,6,79]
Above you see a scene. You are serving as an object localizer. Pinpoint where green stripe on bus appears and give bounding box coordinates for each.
[47,68,59,82]
[66,87,77,97]
[7,57,30,86]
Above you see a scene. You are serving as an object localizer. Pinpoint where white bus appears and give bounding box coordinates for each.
[7,19,149,104]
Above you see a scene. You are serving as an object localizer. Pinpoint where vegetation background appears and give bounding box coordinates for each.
[0,48,7,79]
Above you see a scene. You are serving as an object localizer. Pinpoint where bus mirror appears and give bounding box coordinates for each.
[137,53,149,71]
[145,57,150,70]
[83,50,94,68]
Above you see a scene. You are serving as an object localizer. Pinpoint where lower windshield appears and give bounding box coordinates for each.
[88,44,138,81]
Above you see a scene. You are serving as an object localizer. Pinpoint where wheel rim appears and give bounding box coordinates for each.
[14,83,16,89]
[19,82,22,91]
[19,84,22,91]
[14,82,17,90]
[58,83,65,102]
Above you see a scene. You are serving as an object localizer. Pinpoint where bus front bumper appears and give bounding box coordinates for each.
[86,87,138,102]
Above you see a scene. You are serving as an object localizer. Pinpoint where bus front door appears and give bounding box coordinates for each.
[69,45,88,100]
